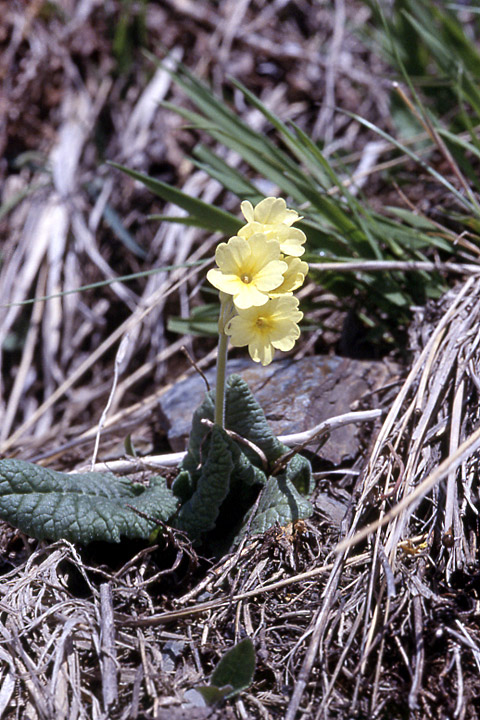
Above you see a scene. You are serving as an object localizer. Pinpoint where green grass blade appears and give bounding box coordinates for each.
[109,161,240,234]
[231,79,334,189]
[192,145,264,201]
[344,112,476,214]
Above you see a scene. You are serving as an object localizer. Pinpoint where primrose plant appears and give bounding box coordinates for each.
[0,198,314,554]
[208,198,308,425]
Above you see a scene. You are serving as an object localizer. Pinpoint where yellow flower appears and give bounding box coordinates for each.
[225,296,303,366]
[239,197,306,257]
[207,234,287,310]
[241,197,299,225]
[269,256,309,297]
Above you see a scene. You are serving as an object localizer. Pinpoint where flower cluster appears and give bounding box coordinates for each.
[207,197,308,366]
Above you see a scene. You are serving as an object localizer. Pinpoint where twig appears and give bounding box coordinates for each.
[377,546,396,598]
[31,344,218,465]
[1,267,47,442]
[408,594,424,711]
[451,620,480,672]
[272,409,382,467]
[0,260,206,453]
[370,593,391,714]
[313,0,345,144]
[339,276,480,552]
[99,583,118,711]
[414,328,445,413]
[444,372,464,568]
[285,553,346,720]
[453,645,464,720]
[115,552,368,628]
[394,82,480,213]
[316,607,364,717]
[181,346,210,391]
[309,260,480,274]
[86,408,383,473]
[176,540,260,606]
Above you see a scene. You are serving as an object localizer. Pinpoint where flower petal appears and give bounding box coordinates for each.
[253,259,288,292]
[238,217,306,257]
[215,236,249,274]
[240,200,255,223]
[249,337,275,366]
[252,197,279,223]
[269,257,309,296]
[225,295,302,366]
[233,285,270,309]
[207,269,246,296]
[225,315,253,346]
[272,227,306,257]
[208,232,286,309]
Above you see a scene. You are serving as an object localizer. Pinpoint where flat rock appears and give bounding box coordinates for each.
[158,356,400,465]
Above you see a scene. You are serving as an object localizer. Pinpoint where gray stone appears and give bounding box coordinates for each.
[158,356,399,465]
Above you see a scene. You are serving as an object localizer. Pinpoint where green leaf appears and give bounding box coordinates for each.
[231,79,333,189]
[174,424,266,546]
[124,433,138,457]
[201,637,255,701]
[193,144,260,200]
[170,469,194,504]
[161,84,317,202]
[194,686,230,705]
[345,111,475,215]
[181,375,289,476]
[176,375,313,549]
[384,207,443,231]
[0,459,178,544]
[247,475,313,537]
[128,49,468,349]
[175,426,235,540]
[284,452,315,497]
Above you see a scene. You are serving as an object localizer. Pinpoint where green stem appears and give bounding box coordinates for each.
[215,330,229,427]
[215,294,235,428]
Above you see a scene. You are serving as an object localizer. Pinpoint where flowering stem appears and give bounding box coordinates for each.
[215,330,229,427]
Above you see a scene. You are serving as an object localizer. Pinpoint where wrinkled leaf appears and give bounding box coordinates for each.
[177,375,313,548]
[182,374,289,477]
[175,426,235,539]
[246,474,313,537]
[0,459,178,544]
[284,452,315,497]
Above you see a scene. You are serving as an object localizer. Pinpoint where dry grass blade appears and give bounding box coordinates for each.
[290,275,480,717]
[339,275,480,557]
[0,260,205,455]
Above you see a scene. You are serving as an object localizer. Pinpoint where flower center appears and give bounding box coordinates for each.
[241,273,252,284]
[255,317,267,328]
